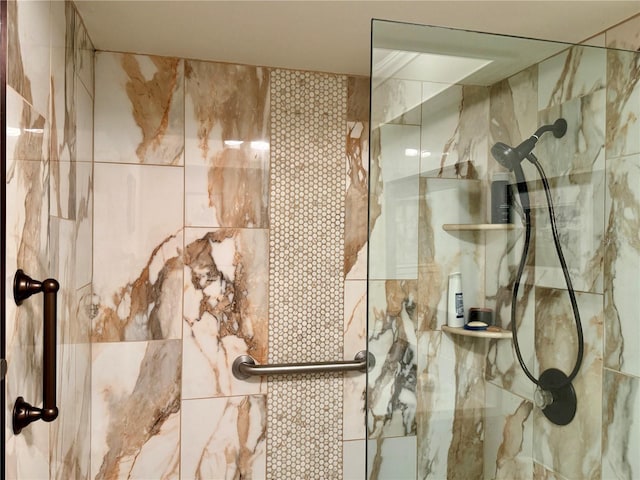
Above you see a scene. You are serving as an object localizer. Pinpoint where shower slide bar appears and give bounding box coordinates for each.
[232,350,374,380]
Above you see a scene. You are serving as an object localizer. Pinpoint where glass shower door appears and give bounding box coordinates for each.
[367,19,640,479]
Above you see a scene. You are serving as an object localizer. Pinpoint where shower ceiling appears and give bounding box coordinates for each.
[74,1,640,76]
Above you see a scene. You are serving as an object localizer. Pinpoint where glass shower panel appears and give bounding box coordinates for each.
[368,19,640,479]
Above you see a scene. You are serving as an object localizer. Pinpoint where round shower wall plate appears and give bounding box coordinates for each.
[539,368,577,426]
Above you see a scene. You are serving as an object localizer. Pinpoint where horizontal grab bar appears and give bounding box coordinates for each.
[232,350,374,380]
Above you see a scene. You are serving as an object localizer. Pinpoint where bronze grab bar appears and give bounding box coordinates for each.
[232,350,374,380]
[12,269,59,434]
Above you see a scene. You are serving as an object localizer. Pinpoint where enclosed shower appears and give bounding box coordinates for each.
[2,2,640,479]
[367,19,640,479]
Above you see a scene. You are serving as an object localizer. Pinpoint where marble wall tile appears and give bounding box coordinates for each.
[74,11,94,95]
[344,440,366,480]
[344,280,367,441]
[92,163,183,342]
[538,45,606,110]
[534,90,605,294]
[345,120,369,280]
[485,230,536,401]
[182,228,268,399]
[484,383,533,480]
[367,436,417,480]
[602,369,640,480]
[533,463,569,480]
[371,78,422,127]
[346,76,371,281]
[184,60,270,228]
[417,177,485,331]
[91,340,181,479]
[418,331,486,480]
[606,43,640,159]
[5,345,50,480]
[368,124,420,280]
[420,85,489,180]
[94,52,184,165]
[51,343,91,479]
[7,0,51,118]
[181,395,266,480]
[532,288,603,480]
[368,280,418,439]
[604,154,640,378]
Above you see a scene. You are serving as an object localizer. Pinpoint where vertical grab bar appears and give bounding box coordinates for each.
[12,269,59,434]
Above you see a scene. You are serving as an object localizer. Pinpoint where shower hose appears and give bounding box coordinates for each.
[509,153,584,389]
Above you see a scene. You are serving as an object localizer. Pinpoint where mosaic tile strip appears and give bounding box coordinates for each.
[267,69,346,479]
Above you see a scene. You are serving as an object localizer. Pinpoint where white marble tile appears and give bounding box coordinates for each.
[532,289,603,480]
[91,340,181,479]
[344,280,367,441]
[184,60,270,228]
[370,78,422,127]
[345,120,369,280]
[606,47,640,159]
[419,177,485,329]
[367,436,417,480]
[484,383,533,480]
[344,440,366,480]
[421,85,489,180]
[416,330,486,480]
[182,228,268,399]
[538,44,606,109]
[485,228,537,401]
[8,0,51,118]
[604,154,640,377]
[92,163,183,341]
[602,369,640,480]
[74,9,94,95]
[416,331,455,479]
[368,280,418,439]
[94,52,184,165]
[181,396,266,480]
[368,124,420,280]
[51,343,91,479]
[534,90,605,294]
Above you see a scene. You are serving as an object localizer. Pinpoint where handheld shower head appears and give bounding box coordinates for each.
[490,118,567,172]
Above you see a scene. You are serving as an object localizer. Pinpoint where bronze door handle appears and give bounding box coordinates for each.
[12,269,60,434]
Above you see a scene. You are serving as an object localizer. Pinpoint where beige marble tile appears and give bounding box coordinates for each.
[91,340,181,479]
[185,60,270,228]
[344,280,367,441]
[182,228,268,399]
[602,369,640,480]
[94,52,184,165]
[7,0,51,118]
[181,396,266,480]
[484,383,533,480]
[604,154,640,377]
[532,288,603,479]
[92,163,183,342]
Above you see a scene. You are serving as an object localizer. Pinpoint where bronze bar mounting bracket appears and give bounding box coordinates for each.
[12,269,60,434]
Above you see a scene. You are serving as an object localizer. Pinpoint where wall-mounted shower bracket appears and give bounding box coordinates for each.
[536,368,577,426]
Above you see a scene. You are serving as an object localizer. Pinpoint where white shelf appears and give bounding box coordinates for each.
[442,325,513,339]
[442,223,518,232]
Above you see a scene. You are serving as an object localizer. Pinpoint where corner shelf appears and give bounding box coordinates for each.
[442,223,518,232]
[442,325,513,339]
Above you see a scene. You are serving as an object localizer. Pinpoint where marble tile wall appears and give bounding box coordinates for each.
[367,79,490,479]
[481,18,640,480]
[5,1,94,479]
[91,49,370,477]
[370,16,640,480]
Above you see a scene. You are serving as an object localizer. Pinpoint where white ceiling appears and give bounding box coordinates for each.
[74,1,640,76]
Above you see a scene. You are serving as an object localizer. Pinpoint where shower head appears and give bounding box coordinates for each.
[490,118,567,172]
